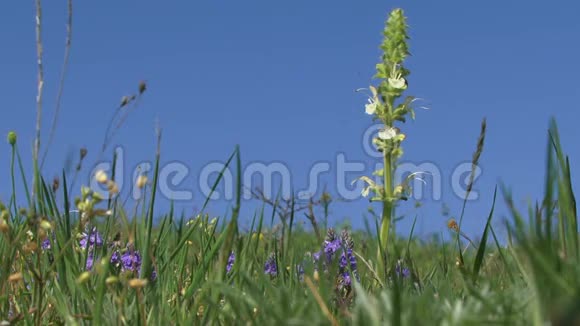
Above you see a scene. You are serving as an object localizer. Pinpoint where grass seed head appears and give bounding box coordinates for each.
[136,175,148,189]
[8,272,23,283]
[128,278,148,289]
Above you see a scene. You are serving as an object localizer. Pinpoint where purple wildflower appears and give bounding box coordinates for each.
[316,228,360,291]
[346,249,357,271]
[346,248,360,282]
[313,251,321,262]
[121,249,142,272]
[86,253,95,270]
[79,227,103,248]
[339,251,348,269]
[323,238,341,261]
[226,252,235,273]
[110,251,121,266]
[264,255,278,276]
[342,272,351,286]
[395,262,410,278]
[42,237,51,250]
[296,264,305,281]
[42,232,57,251]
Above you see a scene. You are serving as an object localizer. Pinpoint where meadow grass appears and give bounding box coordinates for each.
[1,4,579,326]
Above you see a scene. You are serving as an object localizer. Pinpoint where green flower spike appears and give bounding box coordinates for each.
[356,8,427,277]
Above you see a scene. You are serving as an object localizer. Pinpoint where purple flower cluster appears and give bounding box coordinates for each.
[80,227,104,249]
[76,227,156,281]
[42,237,52,250]
[79,227,104,270]
[264,254,278,276]
[121,249,142,272]
[314,228,359,288]
[296,264,305,281]
[86,253,96,270]
[38,225,157,282]
[395,260,410,278]
[113,246,158,282]
[85,248,145,274]
[226,252,235,273]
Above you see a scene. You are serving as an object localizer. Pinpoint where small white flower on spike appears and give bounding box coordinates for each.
[361,186,371,197]
[388,65,407,90]
[365,98,378,115]
[378,127,397,140]
[352,176,377,198]
[388,76,407,89]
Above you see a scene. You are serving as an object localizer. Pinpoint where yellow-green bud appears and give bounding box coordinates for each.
[106,276,119,285]
[81,186,91,200]
[0,220,9,233]
[92,191,104,203]
[76,271,91,284]
[40,220,52,231]
[7,131,16,146]
[128,278,148,289]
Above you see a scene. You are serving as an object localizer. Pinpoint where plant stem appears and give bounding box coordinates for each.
[378,90,396,275]
[33,0,44,211]
[380,150,393,267]
[10,146,17,218]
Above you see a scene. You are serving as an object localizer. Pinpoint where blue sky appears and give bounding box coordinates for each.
[1,1,579,242]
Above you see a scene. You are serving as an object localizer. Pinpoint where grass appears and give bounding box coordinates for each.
[1,4,579,326]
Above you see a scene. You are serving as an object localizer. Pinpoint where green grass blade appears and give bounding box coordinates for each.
[472,185,497,283]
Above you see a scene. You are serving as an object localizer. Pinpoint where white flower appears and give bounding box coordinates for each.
[378,127,397,140]
[388,76,407,89]
[352,176,376,198]
[95,170,108,184]
[365,98,378,115]
[361,186,371,197]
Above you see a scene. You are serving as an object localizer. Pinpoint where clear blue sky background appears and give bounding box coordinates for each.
[1,1,579,242]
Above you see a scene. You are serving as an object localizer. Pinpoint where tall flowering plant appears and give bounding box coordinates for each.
[356,9,424,272]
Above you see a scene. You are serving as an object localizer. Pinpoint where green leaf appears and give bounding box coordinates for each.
[472,186,497,283]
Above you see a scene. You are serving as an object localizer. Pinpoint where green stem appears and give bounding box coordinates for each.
[379,89,396,274]
[10,146,17,219]
[15,145,32,208]
[380,151,393,258]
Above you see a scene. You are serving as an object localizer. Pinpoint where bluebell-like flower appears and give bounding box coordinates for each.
[42,232,57,251]
[226,251,235,273]
[316,228,360,292]
[42,237,51,250]
[395,263,410,278]
[121,249,142,272]
[323,238,341,261]
[79,227,103,248]
[264,255,278,276]
[313,251,322,262]
[110,250,121,266]
[347,249,357,270]
[296,264,305,281]
[86,253,95,270]
[339,251,348,269]
[395,259,411,278]
[342,272,351,286]
[345,248,359,282]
